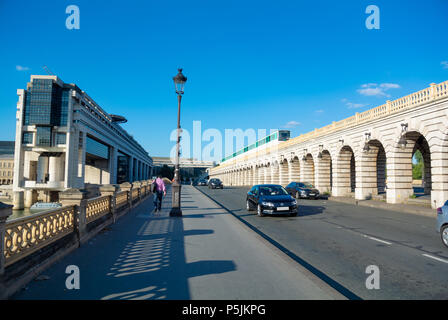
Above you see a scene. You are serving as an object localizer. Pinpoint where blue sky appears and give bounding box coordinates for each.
[1,0,447,159]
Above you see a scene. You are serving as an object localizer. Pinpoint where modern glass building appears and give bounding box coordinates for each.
[0,141,15,155]
[13,75,153,209]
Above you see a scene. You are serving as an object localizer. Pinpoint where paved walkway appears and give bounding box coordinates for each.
[328,196,435,217]
[12,186,342,300]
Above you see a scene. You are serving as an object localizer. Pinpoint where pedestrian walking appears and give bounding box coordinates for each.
[152,175,166,213]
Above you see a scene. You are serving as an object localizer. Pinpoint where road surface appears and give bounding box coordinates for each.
[197,186,448,299]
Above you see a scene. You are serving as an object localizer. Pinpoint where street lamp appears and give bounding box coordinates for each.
[170,68,187,217]
[363,132,371,153]
[398,123,408,149]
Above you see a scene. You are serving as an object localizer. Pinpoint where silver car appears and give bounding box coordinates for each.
[437,200,448,248]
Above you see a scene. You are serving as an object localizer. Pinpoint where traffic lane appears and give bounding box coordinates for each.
[198,186,448,299]
[206,186,445,256]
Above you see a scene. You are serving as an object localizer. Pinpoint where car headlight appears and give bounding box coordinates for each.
[261,201,274,207]
[291,200,297,205]
[300,190,307,195]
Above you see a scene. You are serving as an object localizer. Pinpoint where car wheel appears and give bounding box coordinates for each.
[246,200,253,211]
[257,204,264,217]
[441,225,448,248]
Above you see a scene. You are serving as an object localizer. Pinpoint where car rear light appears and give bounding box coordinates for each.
[437,207,443,215]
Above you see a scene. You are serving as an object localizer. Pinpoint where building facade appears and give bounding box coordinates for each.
[209,81,448,209]
[0,155,14,185]
[0,141,15,155]
[151,157,215,181]
[13,75,153,209]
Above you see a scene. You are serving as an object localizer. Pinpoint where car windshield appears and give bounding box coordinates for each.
[259,186,288,196]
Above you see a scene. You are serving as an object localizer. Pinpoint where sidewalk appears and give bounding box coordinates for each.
[328,196,436,217]
[12,185,342,300]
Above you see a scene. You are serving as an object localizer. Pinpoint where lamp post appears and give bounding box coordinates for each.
[170,68,187,217]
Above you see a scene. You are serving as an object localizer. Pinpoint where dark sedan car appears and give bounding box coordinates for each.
[208,178,223,189]
[285,182,320,199]
[246,184,298,217]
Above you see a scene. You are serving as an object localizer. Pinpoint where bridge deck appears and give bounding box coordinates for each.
[12,186,340,300]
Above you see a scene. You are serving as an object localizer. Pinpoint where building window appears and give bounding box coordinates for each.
[55,133,67,145]
[22,132,33,144]
[36,126,52,146]
[86,136,109,159]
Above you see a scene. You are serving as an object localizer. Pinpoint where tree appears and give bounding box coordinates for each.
[412,150,423,180]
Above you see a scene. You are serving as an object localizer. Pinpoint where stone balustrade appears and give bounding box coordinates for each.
[0,179,153,299]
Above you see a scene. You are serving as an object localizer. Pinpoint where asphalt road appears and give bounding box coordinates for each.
[197,186,448,299]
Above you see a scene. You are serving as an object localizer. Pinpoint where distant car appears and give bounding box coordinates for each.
[246,184,298,217]
[285,182,320,199]
[437,200,448,248]
[208,178,223,189]
[197,179,208,186]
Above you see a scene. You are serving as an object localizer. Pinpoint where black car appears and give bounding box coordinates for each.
[208,178,223,189]
[285,182,320,199]
[246,184,298,217]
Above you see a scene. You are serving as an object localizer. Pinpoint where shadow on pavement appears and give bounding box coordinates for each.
[102,215,236,300]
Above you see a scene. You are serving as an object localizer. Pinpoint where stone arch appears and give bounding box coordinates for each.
[333,145,356,197]
[316,150,332,193]
[386,130,431,204]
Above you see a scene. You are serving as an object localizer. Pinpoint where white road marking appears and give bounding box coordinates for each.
[363,235,392,245]
[422,254,448,264]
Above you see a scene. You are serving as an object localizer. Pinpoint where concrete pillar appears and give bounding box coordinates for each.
[128,157,134,182]
[289,159,300,182]
[247,168,253,186]
[37,156,48,183]
[315,154,332,194]
[355,148,379,200]
[264,166,271,184]
[132,181,142,202]
[279,161,289,186]
[386,144,415,204]
[108,147,117,184]
[24,189,37,208]
[13,191,24,210]
[49,156,63,182]
[431,149,448,208]
[59,189,88,244]
[100,184,118,222]
[271,163,280,185]
[333,149,353,197]
[301,156,315,185]
[78,131,87,187]
[120,182,133,208]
